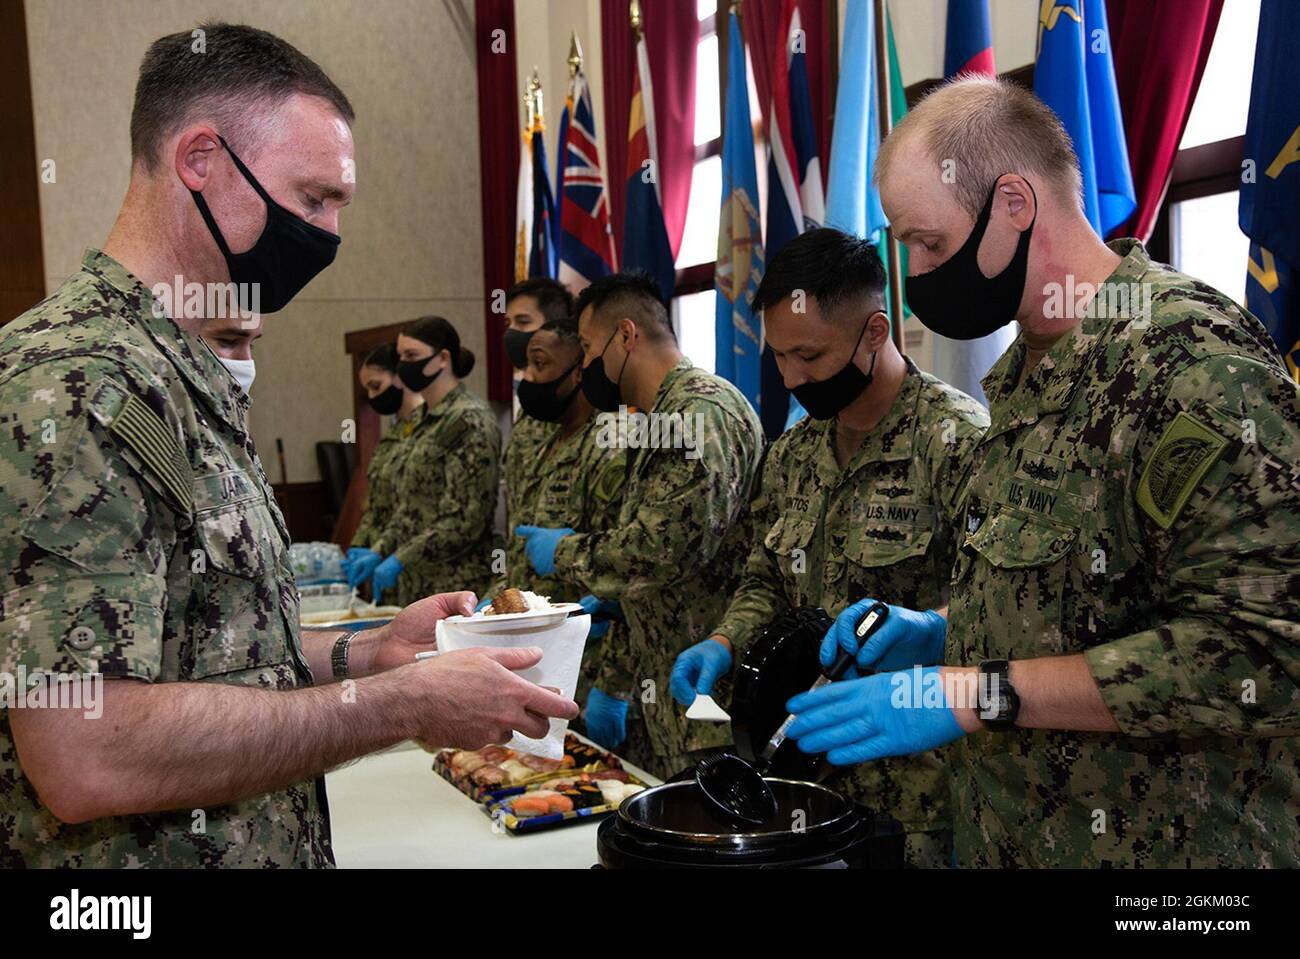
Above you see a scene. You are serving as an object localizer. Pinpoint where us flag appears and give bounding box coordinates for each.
[557,69,617,292]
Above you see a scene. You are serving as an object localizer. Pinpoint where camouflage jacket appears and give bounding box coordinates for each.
[948,239,1300,867]
[350,406,420,550]
[714,360,988,832]
[554,359,765,768]
[499,412,628,697]
[0,249,331,867]
[372,382,501,605]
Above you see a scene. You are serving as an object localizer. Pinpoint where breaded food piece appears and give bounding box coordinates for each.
[488,587,529,615]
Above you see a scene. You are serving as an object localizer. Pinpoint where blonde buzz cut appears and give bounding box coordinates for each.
[875,74,1084,220]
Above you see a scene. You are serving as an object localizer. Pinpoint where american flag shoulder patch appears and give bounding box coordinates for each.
[107,392,193,515]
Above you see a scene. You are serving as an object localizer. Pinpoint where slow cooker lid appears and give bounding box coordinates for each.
[617,778,855,843]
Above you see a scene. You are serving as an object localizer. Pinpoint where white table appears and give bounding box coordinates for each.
[325,739,660,868]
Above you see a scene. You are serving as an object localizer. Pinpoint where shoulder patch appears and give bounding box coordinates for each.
[108,393,193,515]
[1136,411,1228,530]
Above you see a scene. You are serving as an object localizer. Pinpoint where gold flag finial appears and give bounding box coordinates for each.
[531,68,545,125]
[629,0,643,38]
[568,32,583,79]
[524,71,537,131]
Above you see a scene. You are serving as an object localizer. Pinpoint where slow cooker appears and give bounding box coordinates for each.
[596,607,904,869]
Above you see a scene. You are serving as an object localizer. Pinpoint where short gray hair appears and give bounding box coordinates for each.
[876,74,1083,218]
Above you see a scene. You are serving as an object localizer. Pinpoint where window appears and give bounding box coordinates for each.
[672,2,723,373]
[1167,0,1258,306]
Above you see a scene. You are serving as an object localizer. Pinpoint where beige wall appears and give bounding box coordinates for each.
[26,0,486,484]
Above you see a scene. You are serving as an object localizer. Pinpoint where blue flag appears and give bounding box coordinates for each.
[528,128,558,279]
[825,0,886,243]
[1034,0,1135,237]
[715,9,764,409]
[1241,0,1300,381]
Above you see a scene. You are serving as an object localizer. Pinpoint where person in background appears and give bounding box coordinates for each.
[500,315,628,729]
[368,316,501,605]
[671,229,989,867]
[345,342,425,591]
[515,272,765,779]
[500,279,575,532]
[199,312,262,395]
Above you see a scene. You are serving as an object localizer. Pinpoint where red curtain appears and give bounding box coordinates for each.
[600,0,698,262]
[474,0,520,402]
[1107,0,1224,242]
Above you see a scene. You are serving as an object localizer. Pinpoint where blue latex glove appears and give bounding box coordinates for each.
[584,687,628,750]
[344,548,382,589]
[513,525,575,576]
[474,596,492,613]
[588,619,612,639]
[670,639,733,706]
[820,599,947,675]
[577,594,622,620]
[369,555,403,600]
[785,666,964,765]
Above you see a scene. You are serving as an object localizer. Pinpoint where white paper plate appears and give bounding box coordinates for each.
[444,603,584,633]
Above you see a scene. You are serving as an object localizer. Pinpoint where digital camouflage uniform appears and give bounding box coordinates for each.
[553,359,765,779]
[0,250,332,867]
[350,405,420,551]
[714,360,988,867]
[948,239,1300,867]
[499,414,628,704]
[370,383,501,606]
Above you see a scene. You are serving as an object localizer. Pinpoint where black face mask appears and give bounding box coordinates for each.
[398,355,443,392]
[580,329,628,413]
[517,361,580,422]
[190,136,340,315]
[368,384,404,416]
[905,178,1036,340]
[504,328,534,370]
[791,318,876,420]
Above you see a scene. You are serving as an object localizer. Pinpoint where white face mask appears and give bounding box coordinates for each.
[218,356,256,394]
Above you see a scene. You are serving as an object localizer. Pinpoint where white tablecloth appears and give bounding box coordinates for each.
[324,739,660,868]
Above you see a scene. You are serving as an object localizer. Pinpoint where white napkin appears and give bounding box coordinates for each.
[435,614,590,759]
[686,694,731,722]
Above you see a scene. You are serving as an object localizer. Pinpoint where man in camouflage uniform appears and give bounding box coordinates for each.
[673,229,989,867]
[495,318,627,709]
[0,23,576,868]
[500,279,573,538]
[787,75,1300,867]
[515,273,765,779]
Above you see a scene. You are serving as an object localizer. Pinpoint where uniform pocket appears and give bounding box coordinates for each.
[185,472,290,680]
[962,504,1080,655]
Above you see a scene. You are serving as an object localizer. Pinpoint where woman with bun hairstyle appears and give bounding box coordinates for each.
[343,342,425,590]
[366,316,502,605]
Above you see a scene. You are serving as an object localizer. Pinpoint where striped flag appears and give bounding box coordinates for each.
[558,68,617,292]
[762,0,825,437]
[528,117,559,280]
[944,0,995,78]
[622,26,675,301]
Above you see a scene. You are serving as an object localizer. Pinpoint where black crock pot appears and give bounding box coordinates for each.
[596,778,902,868]
[597,606,904,869]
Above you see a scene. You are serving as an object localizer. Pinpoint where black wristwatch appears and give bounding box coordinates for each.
[977,660,1020,731]
[331,632,354,681]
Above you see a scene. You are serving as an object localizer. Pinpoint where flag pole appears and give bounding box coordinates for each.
[873,0,905,354]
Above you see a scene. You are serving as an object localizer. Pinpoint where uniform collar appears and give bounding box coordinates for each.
[416,381,467,426]
[980,239,1149,438]
[82,249,249,427]
[650,357,694,412]
[811,356,923,486]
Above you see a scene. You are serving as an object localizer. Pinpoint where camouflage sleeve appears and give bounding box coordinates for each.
[391,413,501,568]
[1084,353,1300,738]
[0,359,170,680]
[554,402,758,598]
[350,470,379,550]
[710,444,790,655]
